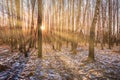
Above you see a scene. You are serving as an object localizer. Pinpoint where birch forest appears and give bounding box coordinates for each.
[0,0,120,80]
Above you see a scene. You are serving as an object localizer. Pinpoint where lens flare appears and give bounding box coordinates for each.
[41,25,45,31]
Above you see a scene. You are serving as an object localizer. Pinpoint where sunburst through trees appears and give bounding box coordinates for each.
[0,0,120,79]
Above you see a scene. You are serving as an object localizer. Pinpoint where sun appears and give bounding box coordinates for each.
[41,25,45,31]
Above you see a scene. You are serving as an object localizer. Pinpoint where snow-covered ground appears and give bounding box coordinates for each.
[0,45,120,80]
[34,45,120,80]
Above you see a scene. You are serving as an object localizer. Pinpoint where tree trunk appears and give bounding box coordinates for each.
[116,0,119,46]
[108,0,112,49]
[38,0,42,58]
[29,0,36,48]
[88,0,101,61]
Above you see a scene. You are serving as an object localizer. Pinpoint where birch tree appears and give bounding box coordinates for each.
[88,0,101,61]
[38,0,42,58]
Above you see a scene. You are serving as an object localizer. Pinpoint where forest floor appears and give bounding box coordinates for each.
[0,44,120,80]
